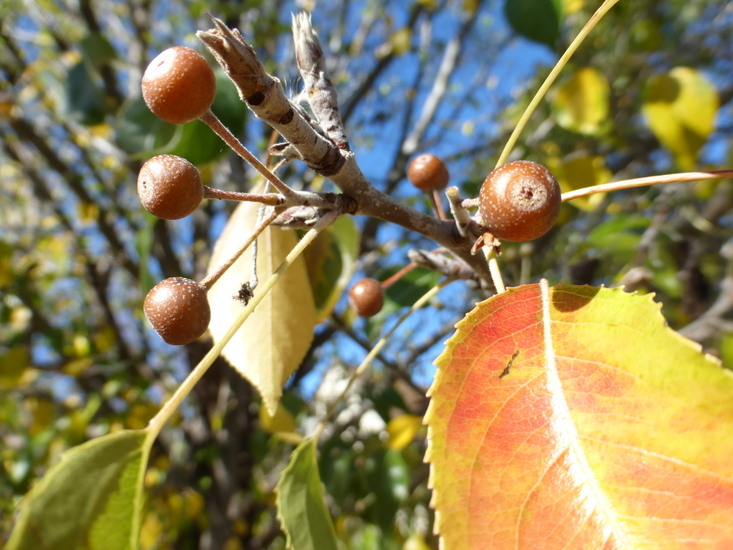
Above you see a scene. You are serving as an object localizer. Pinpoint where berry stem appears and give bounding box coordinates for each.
[495,0,620,168]
[313,277,455,440]
[431,188,447,221]
[381,262,419,289]
[561,169,733,202]
[198,209,278,290]
[147,211,336,439]
[203,186,285,206]
[200,109,295,197]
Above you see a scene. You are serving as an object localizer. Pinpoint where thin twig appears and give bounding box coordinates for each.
[446,186,475,238]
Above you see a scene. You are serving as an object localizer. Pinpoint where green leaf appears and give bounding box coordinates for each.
[115,70,246,166]
[79,33,116,69]
[276,438,339,550]
[62,60,108,126]
[504,0,563,48]
[168,70,247,166]
[303,215,360,321]
[7,429,151,550]
[383,266,442,314]
[363,448,409,531]
[642,67,719,170]
[0,346,30,390]
[115,95,178,157]
[552,67,610,135]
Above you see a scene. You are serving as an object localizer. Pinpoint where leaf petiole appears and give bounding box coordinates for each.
[561,169,733,202]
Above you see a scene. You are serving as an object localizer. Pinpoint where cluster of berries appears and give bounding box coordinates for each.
[137,46,561,343]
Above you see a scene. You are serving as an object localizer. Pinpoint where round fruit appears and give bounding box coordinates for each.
[137,155,203,220]
[144,277,211,345]
[478,160,561,242]
[348,278,384,318]
[142,46,216,124]
[407,153,450,192]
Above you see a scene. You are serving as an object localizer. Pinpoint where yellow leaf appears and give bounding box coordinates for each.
[642,67,718,170]
[549,154,612,211]
[563,0,584,15]
[389,28,412,56]
[26,397,55,435]
[552,67,609,135]
[403,533,431,550]
[77,202,99,223]
[207,199,316,416]
[259,401,298,435]
[387,414,423,450]
[0,346,30,390]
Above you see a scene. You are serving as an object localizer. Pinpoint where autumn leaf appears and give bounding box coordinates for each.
[426,281,733,549]
[642,67,718,170]
[207,199,316,416]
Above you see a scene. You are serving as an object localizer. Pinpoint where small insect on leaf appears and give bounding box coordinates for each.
[499,349,520,378]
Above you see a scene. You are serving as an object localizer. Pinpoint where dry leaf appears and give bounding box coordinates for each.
[207,198,316,415]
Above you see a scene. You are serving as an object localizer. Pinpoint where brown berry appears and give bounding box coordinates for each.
[142,46,216,124]
[407,153,450,192]
[348,278,384,318]
[137,155,203,220]
[144,277,211,345]
[478,160,561,242]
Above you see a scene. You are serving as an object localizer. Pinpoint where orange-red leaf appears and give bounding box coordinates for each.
[425,281,733,549]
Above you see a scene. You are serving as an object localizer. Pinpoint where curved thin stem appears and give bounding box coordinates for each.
[562,169,733,202]
[495,0,620,168]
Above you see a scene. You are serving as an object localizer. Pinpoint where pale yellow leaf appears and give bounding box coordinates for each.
[642,67,718,170]
[206,199,316,416]
[259,401,303,444]
[552,67,609,135]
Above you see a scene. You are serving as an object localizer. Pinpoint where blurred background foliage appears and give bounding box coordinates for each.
[1,0,732,548]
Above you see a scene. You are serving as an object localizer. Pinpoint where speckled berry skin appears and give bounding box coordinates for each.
[348,278,384,318]
[407,153,450,192]
[142,46,216,124]
[138,155,203,220]
[478,160,561,242]
[144,277,211,345]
